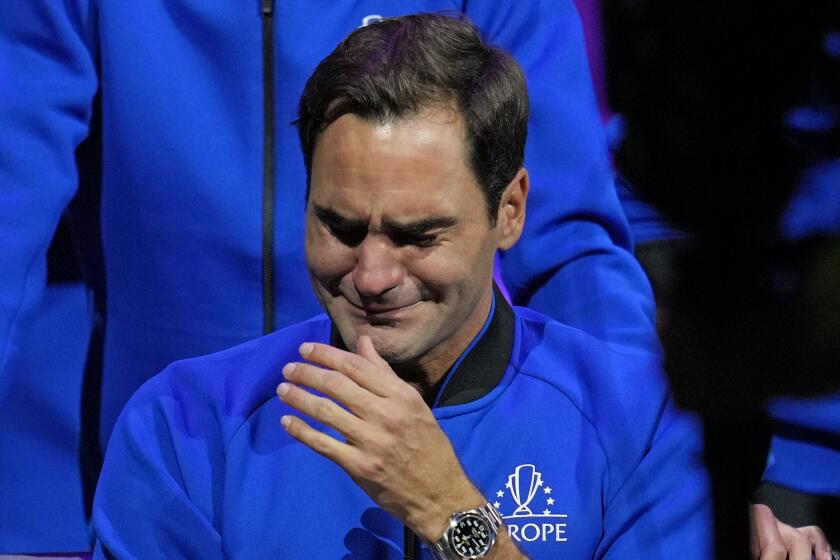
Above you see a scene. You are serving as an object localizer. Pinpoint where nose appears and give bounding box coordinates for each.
[352,235,404,299]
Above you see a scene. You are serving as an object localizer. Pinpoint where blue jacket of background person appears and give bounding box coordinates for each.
[0,0,656,551]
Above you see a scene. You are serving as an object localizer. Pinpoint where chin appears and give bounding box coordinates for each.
[361,328,424,365]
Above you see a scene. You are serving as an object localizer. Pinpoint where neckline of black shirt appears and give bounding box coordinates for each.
[329,284,515,408]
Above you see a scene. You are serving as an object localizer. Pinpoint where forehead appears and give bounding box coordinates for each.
[308,110,486,222]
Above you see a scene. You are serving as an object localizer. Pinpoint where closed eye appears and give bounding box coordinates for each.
[327,224,367,247]
[392,232,438,247]
[385,217,457,248]
[313,205,367,247]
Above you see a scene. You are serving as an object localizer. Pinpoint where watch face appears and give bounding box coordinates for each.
[450,513,491,557]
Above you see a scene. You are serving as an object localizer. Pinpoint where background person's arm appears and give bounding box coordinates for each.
[464,0,657,352]
[0,0,97,390]
[0,2,98,550]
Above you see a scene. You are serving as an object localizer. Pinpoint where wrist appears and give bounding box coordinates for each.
[412,486,487,543]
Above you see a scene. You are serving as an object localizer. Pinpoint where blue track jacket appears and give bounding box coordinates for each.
[93,298,710,559]
[0,0,656,550]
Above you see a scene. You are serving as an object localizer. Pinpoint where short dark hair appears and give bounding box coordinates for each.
[295,13,529,223]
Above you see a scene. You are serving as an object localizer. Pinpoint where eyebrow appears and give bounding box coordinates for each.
[383,216,458,236]
[313,205,366,230]
[313,204,457,235]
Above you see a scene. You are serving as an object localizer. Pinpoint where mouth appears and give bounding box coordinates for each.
[345,299,423,319]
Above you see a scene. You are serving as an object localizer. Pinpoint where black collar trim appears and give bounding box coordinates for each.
[433,285,514,407]
[329,284,515,408]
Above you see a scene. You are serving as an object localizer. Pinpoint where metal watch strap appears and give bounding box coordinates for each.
[429,502,503,560]
[478,503,503,532]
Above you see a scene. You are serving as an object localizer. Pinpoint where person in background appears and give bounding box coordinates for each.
[0,1,655,556]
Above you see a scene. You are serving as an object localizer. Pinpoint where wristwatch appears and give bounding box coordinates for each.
[429,503,503,559]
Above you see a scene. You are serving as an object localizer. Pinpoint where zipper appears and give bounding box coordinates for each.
[404,526,419,560]
[260,0,276,334]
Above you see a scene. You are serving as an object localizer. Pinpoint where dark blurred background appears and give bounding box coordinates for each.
[582,0,840,556]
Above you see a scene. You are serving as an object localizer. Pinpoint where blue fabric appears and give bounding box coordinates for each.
[781,158,840,241]
[764,391,840,494]
[493,3,657,352]
[0,283,93,552]
[0,1,656,550]
[763,157,840,496]
[614,176,685,245]
[92,309,710,559]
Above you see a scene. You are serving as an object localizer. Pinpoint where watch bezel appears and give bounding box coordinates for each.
[449,511,494,558]
[431,503,502,560]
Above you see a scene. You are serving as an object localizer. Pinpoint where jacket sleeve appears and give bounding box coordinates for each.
[92,366,226,559]
[597,402,713,559]
[0,0,98,380]
[463,0,658,352]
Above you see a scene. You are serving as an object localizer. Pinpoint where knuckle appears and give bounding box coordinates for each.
[344,354,366,377]
[311,435,332,455]
[321,370,344,392]
[354,460,373,479]
[379,409,405,432]
[356,456,386,481]
[313,398,335,419]
[800,525,823,538]
[784,526,807,544]
[399,383,424,404]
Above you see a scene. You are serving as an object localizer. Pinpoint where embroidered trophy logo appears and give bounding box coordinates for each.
[493,464,568,543]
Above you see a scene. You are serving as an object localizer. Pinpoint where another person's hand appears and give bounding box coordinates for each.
[276,335,484,543]
[750,503,833,560]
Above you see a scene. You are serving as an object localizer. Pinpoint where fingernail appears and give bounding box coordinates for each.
[281,415,292,428]
[299,343,313,356]
[277,383,291,397]
[282,362,296,376]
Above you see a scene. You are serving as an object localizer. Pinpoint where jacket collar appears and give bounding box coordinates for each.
[330,284,515,408]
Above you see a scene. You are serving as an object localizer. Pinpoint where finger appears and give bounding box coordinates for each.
[282,361,376,416]
[299,342,398,395]
[356,335,390,368]
[778,521,816,560]
[280,413,365,468]
[752,504,788,560]
[277,382,366,443]
[796,526,832,560]
[749,505,762,559]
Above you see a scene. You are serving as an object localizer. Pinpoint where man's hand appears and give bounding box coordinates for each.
[750,503,834,560]
[276,335,484,543]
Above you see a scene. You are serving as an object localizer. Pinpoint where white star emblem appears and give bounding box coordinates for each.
[493,501,501,509]
[496,490,504,498]
[536,479,544,487]
[505,481,512,490]
[543,486,552,494]
[546,497,555,506]
[543,509,551,515]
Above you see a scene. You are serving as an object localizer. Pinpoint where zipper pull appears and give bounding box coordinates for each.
[261,0,274,15]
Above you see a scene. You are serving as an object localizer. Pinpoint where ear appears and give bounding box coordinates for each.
[496,168,528,251]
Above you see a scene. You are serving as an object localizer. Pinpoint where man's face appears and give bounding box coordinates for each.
[305,108,524,372]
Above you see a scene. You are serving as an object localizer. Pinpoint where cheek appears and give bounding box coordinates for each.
[305,226,354,281]
[410,243,494,293]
